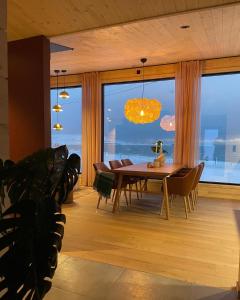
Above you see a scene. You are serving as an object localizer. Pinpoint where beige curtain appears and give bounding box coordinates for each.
[82,72,101,186]
[174,61,202,167]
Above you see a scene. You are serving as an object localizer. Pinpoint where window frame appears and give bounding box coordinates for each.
[50,84,82,155]
[101,77,175,162]
[200,71,240,186]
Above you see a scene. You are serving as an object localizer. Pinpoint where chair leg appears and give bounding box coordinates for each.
[160,197,164,215]
[144,179,148,191]
[170,194,174,208]
[195,189,199,206]
[124,189,128,206]
[187,195,193,212]
[135,183,139,200]
[97,195,102,209]
[186,195,192,212]
[129,184,132,205]
[112,189,116,202]
[183,196,188,219]
[190,191,196,210]
[139,181,143,198]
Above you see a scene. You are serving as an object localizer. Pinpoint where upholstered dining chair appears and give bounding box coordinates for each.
[161,166,198,219]
[190,162,205,207]
[169,162,205,209]
[121,159,133,166]
[121,159,146,197]
[109,160,140,203]
[93,162,128,208]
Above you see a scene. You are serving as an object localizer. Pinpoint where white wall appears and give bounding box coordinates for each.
[0,0,9,160]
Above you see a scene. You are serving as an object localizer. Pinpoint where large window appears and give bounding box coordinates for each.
[51,86,82,157]
[103,79,175,164]
[200,73,240,184]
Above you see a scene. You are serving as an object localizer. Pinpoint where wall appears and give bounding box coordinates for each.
[0,0,9,160]
[8,36,51,161]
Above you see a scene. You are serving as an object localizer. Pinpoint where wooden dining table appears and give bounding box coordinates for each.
[111,163,184,219]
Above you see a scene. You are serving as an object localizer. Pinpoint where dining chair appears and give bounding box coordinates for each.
[121,159,133,166]
[121,159,145,198]
[93,162,128,208]
[109,160,139,203]
[161,166,198,219]
[121,159,148,196]
[190,162,205,207]
[170,162,205,209]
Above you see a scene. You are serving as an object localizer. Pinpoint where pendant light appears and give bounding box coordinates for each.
[59,70,70,99]
[53,123,63,131]
[53,70,63,131]
[124,58,161,124]
[160,115,175,131]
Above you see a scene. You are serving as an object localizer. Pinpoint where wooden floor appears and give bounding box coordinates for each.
[61,187,240,289]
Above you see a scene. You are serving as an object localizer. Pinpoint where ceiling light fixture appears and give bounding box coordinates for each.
[52,104,63,112]
[53,70,63,131]
[160,115,175,131]
[180,25,190,29]
[124,58,161,124]
[59,70,70,99]
[53,123,63,131]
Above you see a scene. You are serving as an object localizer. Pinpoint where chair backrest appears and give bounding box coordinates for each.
[167,166,199,196]
[192,162,205,189]
[109,160,122,170]
[121,159,133,166]
[93,162,110,172]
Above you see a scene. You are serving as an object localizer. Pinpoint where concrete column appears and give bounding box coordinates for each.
[0,0,9,160]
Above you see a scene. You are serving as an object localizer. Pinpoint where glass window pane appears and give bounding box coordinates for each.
[51,86,82,157]
[103,79,175,164]
[200,74,240,184]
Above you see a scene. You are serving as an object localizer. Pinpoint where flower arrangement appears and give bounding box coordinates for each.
[150,140,167,167]
[151,140,167,155]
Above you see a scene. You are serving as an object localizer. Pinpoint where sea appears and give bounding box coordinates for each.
[51,133,240,184]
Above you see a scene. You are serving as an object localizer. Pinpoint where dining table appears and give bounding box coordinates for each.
[111,163,184,219]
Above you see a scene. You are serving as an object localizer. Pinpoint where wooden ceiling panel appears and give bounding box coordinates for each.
[8,0,240,41]
[50,4,240,74]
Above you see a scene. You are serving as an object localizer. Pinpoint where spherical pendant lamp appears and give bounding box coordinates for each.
[160,115,175,131]
[124,58,161,124]
[125,98,161,124]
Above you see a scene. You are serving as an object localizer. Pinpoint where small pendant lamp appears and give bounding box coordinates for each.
[59,70,70,99]
[53,70,63,130]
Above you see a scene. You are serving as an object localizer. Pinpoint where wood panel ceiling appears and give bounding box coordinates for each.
[50,3,240,74]
[8,0,240,41]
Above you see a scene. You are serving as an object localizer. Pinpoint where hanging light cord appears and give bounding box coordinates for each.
[141,60,145,99]
[63,72,66,92]
[56,71,59,123]
[56,72,59,105]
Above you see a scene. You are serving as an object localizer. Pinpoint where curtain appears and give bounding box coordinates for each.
[82,72,101,186]
[174,61,202,167]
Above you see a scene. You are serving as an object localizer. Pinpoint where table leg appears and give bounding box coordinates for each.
[162,177,170,220]
[112,174,123,213]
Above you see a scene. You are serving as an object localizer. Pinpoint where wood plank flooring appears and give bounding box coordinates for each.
[61,187,240,289]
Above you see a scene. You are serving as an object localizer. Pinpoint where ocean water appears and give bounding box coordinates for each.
[51,134,240,184]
